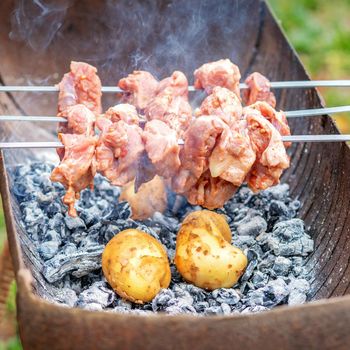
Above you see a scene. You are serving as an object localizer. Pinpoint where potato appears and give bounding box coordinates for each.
[175,211,247,290]
[119,176,167,220]
[102,229,171,303]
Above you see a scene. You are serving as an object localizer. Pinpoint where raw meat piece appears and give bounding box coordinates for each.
[196,86,243,125]
[209,119,256,186]
[118,71,159,110]
[243,72,276,107]
[185,170,237,209]
[194,59,241,97]
[245,108,290,192]
[95,118,144,186]
[145,71,192,137]
[57,61,102,116]
[172,115,226,193]
[143,120,181,178]
[50,134,97,217]
[104,104,140,125]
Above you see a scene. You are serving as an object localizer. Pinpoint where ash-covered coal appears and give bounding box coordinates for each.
[10,162,314,315]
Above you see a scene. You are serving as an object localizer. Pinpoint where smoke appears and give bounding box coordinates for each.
[8,0,252,80]
[10,0,72,51]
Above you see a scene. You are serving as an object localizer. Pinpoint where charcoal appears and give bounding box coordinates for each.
[251,271,269,288]
[11,163,315,316]
[38,240,59,260]
[272,257,292,276]
[152,289,175,311]
[64,215,86,231]
[235,214,267,237]
[76,281,115,308]
[245,278,289,307]
[42,245,103,283]
[53,287,78,307]
[211,288,240,305]
[288,278,310,306]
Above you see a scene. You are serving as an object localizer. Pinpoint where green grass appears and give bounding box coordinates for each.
[269,0,350,132]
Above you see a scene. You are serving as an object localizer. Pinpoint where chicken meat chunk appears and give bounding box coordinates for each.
[118,71,159,110]
[245,108,290,192]
[196,86,243,125]
[95,117,144,186]
[194,59,241,97]
[249,101,291,147]
[209,119,256,186]
[143,120,181,179]
[50,134,97,217]
[185,170,237,209]
[104,103,140,125]
[243,72,276,107]
[57,61,102,116]
[145,71,192,137]
[172,115,226,194]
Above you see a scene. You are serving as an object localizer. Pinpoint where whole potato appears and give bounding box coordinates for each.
[102,229,171,303]
[175,211,247,290]
[119,176,167,220]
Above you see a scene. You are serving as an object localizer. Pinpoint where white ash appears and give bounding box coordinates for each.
[10,162,314,315]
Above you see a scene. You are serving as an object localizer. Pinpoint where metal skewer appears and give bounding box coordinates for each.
[1,80,350,93]
[1,106,349,124]
[1,135,350,149]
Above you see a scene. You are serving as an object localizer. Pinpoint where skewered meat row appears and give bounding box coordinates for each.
[51,59,291,217]
[51,62,101,216]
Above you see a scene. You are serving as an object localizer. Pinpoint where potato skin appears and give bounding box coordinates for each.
[175,211,247,290]
[119,176,167,220]
[102,229,171,303]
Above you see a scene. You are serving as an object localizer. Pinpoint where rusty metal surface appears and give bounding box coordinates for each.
[1,0,350,349]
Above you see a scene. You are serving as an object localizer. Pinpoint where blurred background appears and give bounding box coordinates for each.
[1,0,350,348]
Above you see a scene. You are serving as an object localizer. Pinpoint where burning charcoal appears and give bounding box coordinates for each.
[45,202,62,217]
[262,184,290,202]
[245,278,289,307]
[172,285,194,305]
[80,206,101,226]
[103,201,131,222]
[232,235,256,250]
[272,257,292,276]
[152,212,180,232]
[170,265,183,283]
[194,301,210,313]
[211,288,240,305]
[288,278,310,305]
[241,305,269,314]
[64,215,86,231]
[181,284,208,302]
[152,289,175,311]
[54,287,78,307]
[165,299,196,315]
[235,213,267,237]
[267,219,314,256]
[204,306,224,315]
[116,299,133,310]
[76,281,115,309]
[251,271,269,289]
[38,240,59,260]
[42,244,103,283]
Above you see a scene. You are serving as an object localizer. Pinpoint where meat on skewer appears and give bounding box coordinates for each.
[172,115,227,194]
[96,113,144,186]
[243,72,276,107]
[185,170,237,209]
[248,101,291,147]
[50,134,97,217]
[104,103,140,125]
[195,86,243,125]
[118,71,159,110]
[194,59,241,97]
[145,71,192,137]
[57,61,102,116]
[245,108,290,192]
[142,120,181,179]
